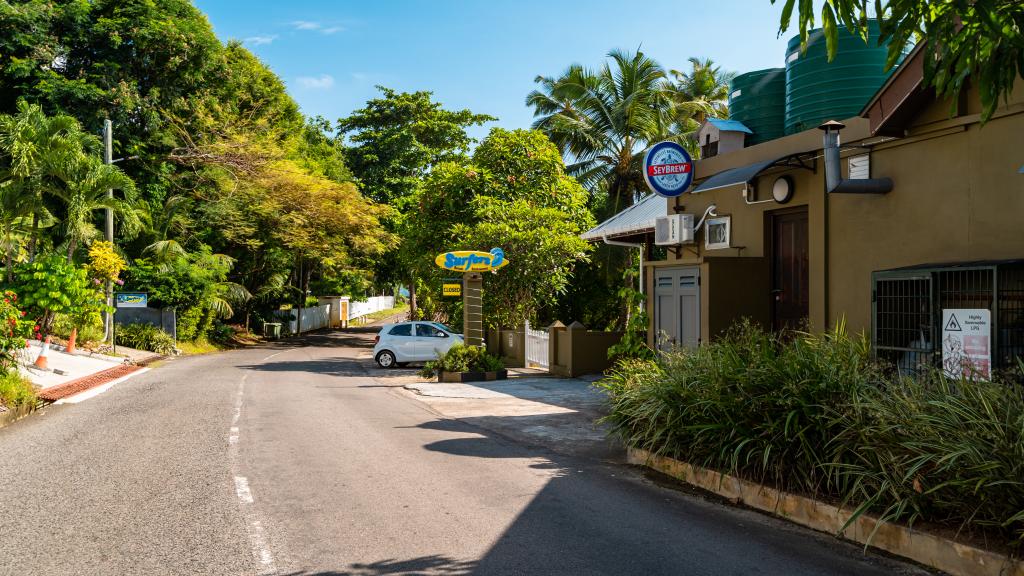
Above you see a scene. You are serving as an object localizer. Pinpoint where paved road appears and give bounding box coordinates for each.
[0,331,931,575]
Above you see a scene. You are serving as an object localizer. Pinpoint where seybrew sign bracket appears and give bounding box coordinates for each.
[643,141,694,198]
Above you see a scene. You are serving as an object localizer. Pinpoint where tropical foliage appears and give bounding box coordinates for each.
[600,321,1024,548]
[773,0,1024,122]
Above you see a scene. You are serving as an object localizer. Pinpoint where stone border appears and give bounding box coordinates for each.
[628,448,1023,576]
[0,403,35,430]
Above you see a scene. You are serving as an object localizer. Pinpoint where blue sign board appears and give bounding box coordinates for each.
[115,292,148,308]
[643,141,694,197]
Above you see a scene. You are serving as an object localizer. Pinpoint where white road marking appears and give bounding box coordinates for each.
[228,373,279,573]
[262,350,286,361]
[234,476,254,504]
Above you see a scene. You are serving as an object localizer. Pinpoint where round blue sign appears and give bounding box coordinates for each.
[643,141,694,197]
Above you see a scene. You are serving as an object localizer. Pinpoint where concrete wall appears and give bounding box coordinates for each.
[549,323,624,378]
[485,327,526,366]
[644,79,1024,343]
[114,307,177,340]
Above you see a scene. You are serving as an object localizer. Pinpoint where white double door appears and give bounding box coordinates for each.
[654,267,700,352]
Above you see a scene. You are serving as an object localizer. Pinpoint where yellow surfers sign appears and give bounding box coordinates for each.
[435,248,508,272]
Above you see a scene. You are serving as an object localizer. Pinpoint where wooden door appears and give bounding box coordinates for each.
[771,209,809,331]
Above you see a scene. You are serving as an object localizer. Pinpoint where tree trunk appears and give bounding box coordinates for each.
[5,234,13,284]
[408,278,417,320]
[27,214,39,263]
[66,237,77,263]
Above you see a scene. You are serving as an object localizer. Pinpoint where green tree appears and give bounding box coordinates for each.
[669,57,734,125]
[772,0,1024,122]
[526,50,674,212]
[410,129,593,327]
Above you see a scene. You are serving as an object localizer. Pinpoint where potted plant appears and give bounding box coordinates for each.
[420,344,508,383]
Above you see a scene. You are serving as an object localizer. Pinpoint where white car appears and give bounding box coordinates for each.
[373,321,464,368]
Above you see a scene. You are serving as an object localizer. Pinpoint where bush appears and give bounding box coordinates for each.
[599,320,1024,547]
[420,344,504,377]
[52,313,104,345]
[116,323,176,355]
[175,306,203,341]
[0,371,36,408]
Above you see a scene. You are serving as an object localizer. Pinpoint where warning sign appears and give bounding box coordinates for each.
[942,309,991,380]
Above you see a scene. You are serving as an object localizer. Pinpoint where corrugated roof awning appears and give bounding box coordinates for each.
[581,194,666,242]
[691,152,814,194]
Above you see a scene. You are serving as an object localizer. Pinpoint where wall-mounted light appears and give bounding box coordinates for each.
[771,175,794,203]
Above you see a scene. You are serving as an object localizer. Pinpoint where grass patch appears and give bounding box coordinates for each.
[357,303,409,324]
[176,338,227,355]
[0,371,37,408]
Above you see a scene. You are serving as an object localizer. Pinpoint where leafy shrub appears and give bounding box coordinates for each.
[116,323,176,355]
[175,306,203,341]
[209,322,234,343]
[420,344,504,377]
[8,254,105,333]
[599,320,1024,547]
[52,313,104,344]
[0,290,30,370]
[0,371,36,408]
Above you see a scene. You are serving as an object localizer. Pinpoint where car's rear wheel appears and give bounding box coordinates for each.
[375,350,397,368]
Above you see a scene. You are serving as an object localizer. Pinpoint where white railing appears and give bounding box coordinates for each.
[347,296,395,322]
[525,320,549,369]
[274,304,331,334]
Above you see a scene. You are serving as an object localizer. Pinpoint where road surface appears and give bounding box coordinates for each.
[0,330,930,575]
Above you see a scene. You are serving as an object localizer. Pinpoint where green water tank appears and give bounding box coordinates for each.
[784,20,894,135]
[729,68,786,146]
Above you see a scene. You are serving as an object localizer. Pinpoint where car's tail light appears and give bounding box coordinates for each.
[374,334,380,344]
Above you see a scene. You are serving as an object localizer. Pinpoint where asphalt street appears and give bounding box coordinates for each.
[0,330,932,575]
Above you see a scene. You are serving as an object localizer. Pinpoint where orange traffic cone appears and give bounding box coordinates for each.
[66,327,77,354]
[34,335,51,370]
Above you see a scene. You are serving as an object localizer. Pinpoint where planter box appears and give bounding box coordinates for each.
[438,369,508,383]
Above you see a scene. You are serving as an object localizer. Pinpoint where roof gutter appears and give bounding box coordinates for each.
[602,234,645,295]
[819,120,893,194]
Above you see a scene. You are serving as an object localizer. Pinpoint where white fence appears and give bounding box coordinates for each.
[348,296,395,322]
[275,304,331,334]
[525,321,549,369]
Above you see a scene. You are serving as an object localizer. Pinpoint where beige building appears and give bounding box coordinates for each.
[587,46,1024,372]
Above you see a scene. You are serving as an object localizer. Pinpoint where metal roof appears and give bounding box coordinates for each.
[692,152,814,194]
[581,194,666,241]
[707,118,753,134]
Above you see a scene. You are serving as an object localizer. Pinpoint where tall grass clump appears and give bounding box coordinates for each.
[599,320,1024,547]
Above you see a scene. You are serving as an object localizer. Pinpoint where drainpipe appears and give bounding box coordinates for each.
[819,120,893,194]
[602,235,644,295]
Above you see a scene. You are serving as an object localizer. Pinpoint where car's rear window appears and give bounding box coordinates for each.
[389,324,412,336]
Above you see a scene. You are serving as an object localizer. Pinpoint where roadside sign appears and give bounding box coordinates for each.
[643,141,694,197]
[942,309,991,379]
[115,292,148,308]
[442,278,462,298]
[435,248,507,272]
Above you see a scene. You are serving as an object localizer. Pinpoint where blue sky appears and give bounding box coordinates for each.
[194,0,800,141]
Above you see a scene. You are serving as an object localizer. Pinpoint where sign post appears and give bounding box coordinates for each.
[942,308,991,380]
[435,248,506,348]
[113,292,148,354]
[643,141,694,198]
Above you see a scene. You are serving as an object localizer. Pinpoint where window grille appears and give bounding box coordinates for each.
[872,262,1024,378]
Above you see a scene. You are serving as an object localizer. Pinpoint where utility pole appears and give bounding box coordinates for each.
[103,120,114,343]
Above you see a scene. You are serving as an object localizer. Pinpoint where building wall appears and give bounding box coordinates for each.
[645,81,1024,344]
[828,93,1024,334]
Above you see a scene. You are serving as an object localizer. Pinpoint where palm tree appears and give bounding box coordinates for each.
[669,57,735,124]
[47,154,138,262]
[526,49,674,213]
[0,180,53,282]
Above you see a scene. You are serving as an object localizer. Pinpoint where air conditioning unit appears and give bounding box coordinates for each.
[654,214,694,246]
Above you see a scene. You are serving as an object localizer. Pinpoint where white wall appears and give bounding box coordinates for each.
[347,296,395,322]
[274,304,331,334]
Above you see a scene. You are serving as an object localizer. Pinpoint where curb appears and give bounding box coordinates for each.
[0,403,36,430]
[628,448,1023,576]
[55,367,151,404]
[38,364,148,403]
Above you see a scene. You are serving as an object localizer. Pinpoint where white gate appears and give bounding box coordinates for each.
[524,321,549,369]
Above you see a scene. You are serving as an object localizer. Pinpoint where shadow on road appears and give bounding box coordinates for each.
[279,554,477,575]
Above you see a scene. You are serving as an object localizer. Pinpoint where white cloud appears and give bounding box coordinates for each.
[291,20,321,30]
[244,35,277,46]
[296,74,335,89]
[321,26,344,35]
